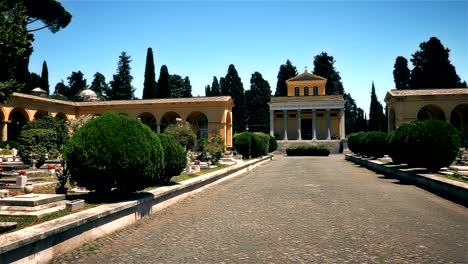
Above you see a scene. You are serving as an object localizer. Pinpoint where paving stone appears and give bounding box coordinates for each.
[53,155,468,263]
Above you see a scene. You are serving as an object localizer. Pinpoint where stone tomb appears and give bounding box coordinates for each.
[0,194,66,218]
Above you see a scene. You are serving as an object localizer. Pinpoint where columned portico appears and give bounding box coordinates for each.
[312,109,317,140]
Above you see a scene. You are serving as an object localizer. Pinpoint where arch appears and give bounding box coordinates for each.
[138,112,158,132]
[450,104,468,147]
[388,108,396,131]
[417,104,445,121]
[186,111,208,139]
[7,108,28,141]
[161,111,181,133]
[55,112,68,121]
[34,110,48,120]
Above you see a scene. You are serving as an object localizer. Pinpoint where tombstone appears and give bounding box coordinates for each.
[16,175,27,188]
[11,148,18,157]
[0,189,9,198]
[66,199,85,211]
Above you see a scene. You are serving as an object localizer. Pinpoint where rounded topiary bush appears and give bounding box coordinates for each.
[233,132,252,159]
[348,132,365,155]
[269,135,277,153]
[388,122,413,164]
[17,128,58,168]
[64,113,165,193]
[158,133,187,184]
[362,131,388,158]
[251,132,270,158]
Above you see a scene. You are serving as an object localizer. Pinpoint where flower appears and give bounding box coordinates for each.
[194,160,201,165]
[47,164,55,169]
[18,170,27,175]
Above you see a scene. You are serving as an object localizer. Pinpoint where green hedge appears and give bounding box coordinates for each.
[64,113,165,193]
[17,128,59,168]
[348,131,388,158]
[0,140,20,150]
[233,132,251,159]
[251,132,270,158]
[197,134,225,164]
[158,133,187,184]
[388,120,460,172]
[286,145,330,156]
[269,135,278,152]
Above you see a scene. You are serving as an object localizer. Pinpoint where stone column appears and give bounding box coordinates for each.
[312,109,317,140]
[1,121,7,142]
[270,110,274,137]
[297,109,302,140]
[157,123,161,134]
[283,109,288,141]
[340,108,345,139]
[326,109,331,140]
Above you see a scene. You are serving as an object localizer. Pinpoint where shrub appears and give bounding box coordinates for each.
[286,145,330,156]
[251,132,270,158]
[269,135,278,152]
[233,132,251,159]
[348,132,365,155]
[362,131,388,158]
[158,133,187,184]
[164,121,197,150]
[0,140,20,150]
[197,134,225,164]
[393,120,460,172]
[17,128,58,168]
[63,113,165,193]
[22,115,69,146]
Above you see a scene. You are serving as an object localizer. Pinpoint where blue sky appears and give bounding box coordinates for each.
[28,1,467,113]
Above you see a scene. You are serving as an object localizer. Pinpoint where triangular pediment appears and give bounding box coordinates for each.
[286,72,327,82]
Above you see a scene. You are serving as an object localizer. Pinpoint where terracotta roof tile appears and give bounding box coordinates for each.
[388,88,468,97]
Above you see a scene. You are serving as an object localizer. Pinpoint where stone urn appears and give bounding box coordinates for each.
[24,184,34,194]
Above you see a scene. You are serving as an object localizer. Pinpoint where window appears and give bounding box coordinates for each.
[313,86,319,96]
[294,87,299,96]
[304,87,309,96]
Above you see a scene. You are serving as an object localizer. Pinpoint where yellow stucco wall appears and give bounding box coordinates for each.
[286,79,326,97]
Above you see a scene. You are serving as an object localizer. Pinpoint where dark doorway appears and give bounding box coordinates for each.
[301,119,312,140]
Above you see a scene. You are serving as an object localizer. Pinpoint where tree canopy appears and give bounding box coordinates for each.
[222,64,246,132]
[211,76,220,96]
[410,37,466,89]
[170,74,185,98]
[393,56,410,90]
[67,71,87,100]
[156,65,171,98]
[313,52,344,95]
[40,60,49,94]
[368,81,385,132]
[246,72,271,133]
[183,76,192,97]
[142,47,157,99]
[109,51,135,100]
[89,72,109,99]
[274,59,297,96]
[22,0,72,33]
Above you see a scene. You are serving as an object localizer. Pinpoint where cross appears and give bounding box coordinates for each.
[304,66,308,72]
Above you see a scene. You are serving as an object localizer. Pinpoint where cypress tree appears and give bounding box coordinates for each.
[247,72,271,133]
[313,52,344,95]
[89,72,109,98]
[393,56,410,90]
[40,61,49,94]
[183,76,192,97]
[211,76,220,96]
[410,37,466,88]
[142,47,157,99]
[205,85,211,96]
[67,71,87,100]
[368,81,385,131]
[222,64,246,132]
[275,59,297,96]
[109,51,135,100]
[156,65,171,98]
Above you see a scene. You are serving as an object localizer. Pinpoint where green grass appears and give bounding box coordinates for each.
[442,172,468,184]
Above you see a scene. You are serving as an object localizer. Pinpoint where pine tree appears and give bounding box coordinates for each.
[51,81,69,100]
[247,72,271,133]
[67,71,87,100]
[205,85,211,96]
[274,59,297,96]
[313,52,344,95]
[170,74,185,98]
[156,65,171,98]
[211,76,220,96]
[410,37,466,88]
[368,81,385,131]
[109,51,135,100]
[183,76,192,97]
[40,60,49,94]
[393,56,410,90]
[142,47,157,99]
[90,72,109,98]
[222,64,246,132]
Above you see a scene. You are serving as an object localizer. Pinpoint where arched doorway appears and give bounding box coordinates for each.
[417,105,445,121]
[138,112,158,132]
[55,112,68,121]
[8,108,28,141]
[186,112,208,139]
[451,104,468,147]
[161,111,181,133]
[34,110,48,120]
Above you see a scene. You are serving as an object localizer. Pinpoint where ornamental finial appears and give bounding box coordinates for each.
[305,66,308,73]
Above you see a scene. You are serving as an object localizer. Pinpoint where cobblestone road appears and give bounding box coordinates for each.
[54,155,468,264]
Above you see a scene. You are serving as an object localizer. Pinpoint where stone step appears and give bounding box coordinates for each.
[0,194,65,207]
[0,204,66,218]
[0,200,67,212]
